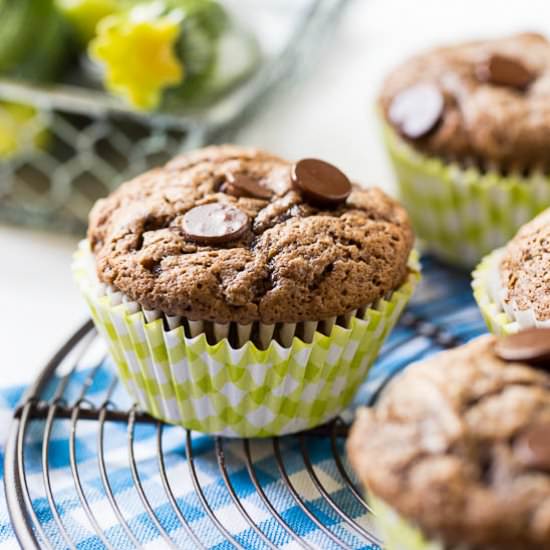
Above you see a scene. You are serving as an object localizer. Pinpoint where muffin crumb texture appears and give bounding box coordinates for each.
[88,145,413,324]
[380,32,550,170]
[500,208,550,321]
[347,335,550,550]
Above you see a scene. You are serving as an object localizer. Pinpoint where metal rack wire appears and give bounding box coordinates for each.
[4,305,462,550]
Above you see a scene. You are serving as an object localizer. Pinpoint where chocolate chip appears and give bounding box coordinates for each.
[388,84,444,139]
[221,173,273,200]
[291,158,351,207]
[514,422,550,471]
[494,328,550,367]
[182,203,248,245]
[476,53,534,90]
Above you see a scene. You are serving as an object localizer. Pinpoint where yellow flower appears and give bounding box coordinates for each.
[0,102,47,158]
[90,8,184,110]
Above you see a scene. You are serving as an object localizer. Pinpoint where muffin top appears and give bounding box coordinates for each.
[500,208,550,321]
[347,332,550,550]
[89,145,413,324]
[380,32,550,171]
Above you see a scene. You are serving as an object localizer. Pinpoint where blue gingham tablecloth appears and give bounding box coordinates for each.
[0,257,488,549]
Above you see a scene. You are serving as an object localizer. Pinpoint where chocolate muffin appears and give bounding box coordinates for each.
[474,207,550,335]
[379,32,550,268]
[348,330,550,549]
[89,145,413,326]
[74,145,420,436]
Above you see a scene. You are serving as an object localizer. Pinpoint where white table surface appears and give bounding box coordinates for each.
[2,0,550,386]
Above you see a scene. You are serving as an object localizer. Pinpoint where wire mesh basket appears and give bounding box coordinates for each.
[0,0,346,234]
[4,256,482,549]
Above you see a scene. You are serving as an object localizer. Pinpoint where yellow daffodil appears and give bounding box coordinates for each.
[0,102,47,158]
[90,7,184,110]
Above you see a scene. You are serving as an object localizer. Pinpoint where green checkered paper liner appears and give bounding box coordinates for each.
[472,249,517,336]
[472,247,550,336]
[383,124,550,268]
[73,241,420,437]
[369,496,442,550]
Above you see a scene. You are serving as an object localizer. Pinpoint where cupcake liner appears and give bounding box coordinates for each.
[383,123,550,268]
[369,495,443,550]
[73,241,420,437]
[472,248,550,335]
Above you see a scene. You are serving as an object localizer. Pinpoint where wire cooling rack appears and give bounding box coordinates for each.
[4,257,487,549]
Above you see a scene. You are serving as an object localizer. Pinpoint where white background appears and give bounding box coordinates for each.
[2,0,550,385]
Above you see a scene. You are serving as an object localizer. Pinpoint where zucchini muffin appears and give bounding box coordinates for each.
[380,32,550,267]
[74,145,419,436]
[348,331,550,549]
[474,207,550,335]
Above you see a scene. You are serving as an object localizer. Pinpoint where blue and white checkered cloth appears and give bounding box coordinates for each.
[0,257,488,549]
